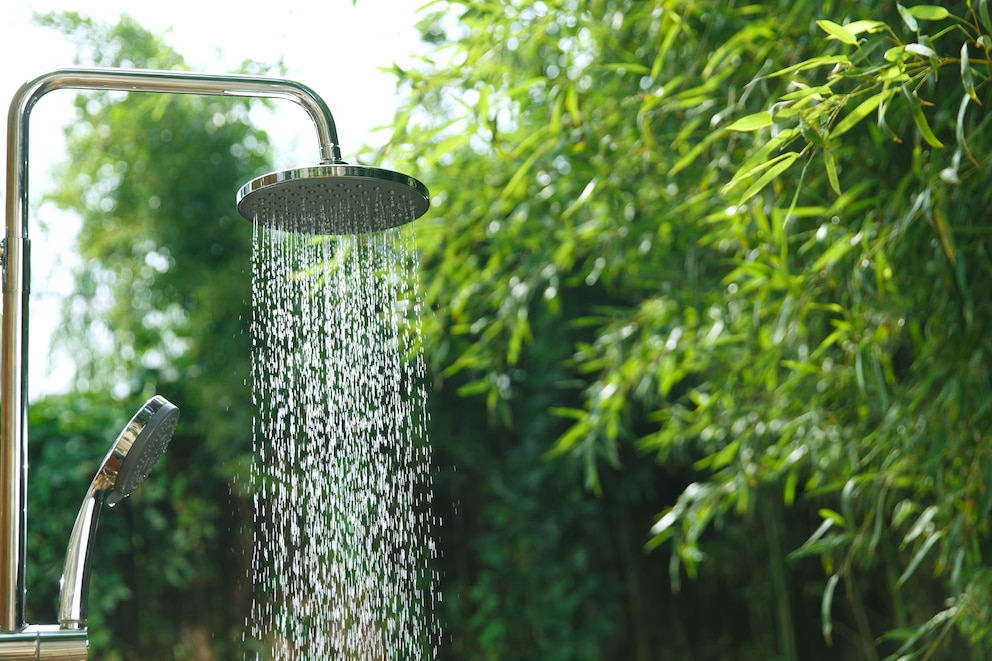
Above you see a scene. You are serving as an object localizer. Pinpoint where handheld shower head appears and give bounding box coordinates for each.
[236,163,430,235]
[106,395,180,506]
[58,395,179,629]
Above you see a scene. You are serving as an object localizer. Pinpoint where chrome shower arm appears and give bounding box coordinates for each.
[1,67,344,633]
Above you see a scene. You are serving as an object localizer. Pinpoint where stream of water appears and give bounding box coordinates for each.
[246,204,437,659]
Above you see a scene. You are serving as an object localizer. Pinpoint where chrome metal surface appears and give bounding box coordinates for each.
[2,67,343,631]
[237,164,430,234]
[0,624,87,659]
[59,396,178,630]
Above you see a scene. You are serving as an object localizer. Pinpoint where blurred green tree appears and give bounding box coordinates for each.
[378,0,992,658]
[26,12,274,659]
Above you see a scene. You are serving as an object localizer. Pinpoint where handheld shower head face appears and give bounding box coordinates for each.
[235,164,430,235]
[103,395,180,505]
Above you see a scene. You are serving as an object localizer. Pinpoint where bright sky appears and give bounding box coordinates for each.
[0,0,428,396]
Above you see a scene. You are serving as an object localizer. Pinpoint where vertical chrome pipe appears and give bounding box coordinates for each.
[1,67,345,631]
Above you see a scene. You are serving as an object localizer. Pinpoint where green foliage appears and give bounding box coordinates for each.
[380,0,992,658]
[26,394,136,654]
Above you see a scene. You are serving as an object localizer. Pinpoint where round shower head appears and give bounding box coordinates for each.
[104,395,180,506]
[236,164,430,235]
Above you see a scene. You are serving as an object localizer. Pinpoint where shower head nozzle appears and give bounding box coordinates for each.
[104,395,180,505]
[236,164,430,235]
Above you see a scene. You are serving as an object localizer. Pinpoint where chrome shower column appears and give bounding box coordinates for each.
[1,67,345,633]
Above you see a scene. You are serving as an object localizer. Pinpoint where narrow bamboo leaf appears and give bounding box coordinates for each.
[816,19,858,45]
[955,93,977,165]
[822,574,841,645]
[733,128,797,177]
[812,236,854,271]
[801,121,829,148]
[725,150,796,192]
[843,19,888,34]
[798,518,835,552]
[982,0,992,35]
[784,468,799,506]
[905,5,950,19]
[901,85,944,148]
[824,149,841,195]
[896,531,941,587]
[897,4,919,31]
[903,505,936,545]
[502,141,553,199]
[597,62,652,74]
[951,547,965,594]
[934,209,957,264]
[692,439,742,470]
[816,19,858,46]
[877,81,900,141]
[726,112,773,131]
[780,84,834,101]
[905,43,937,58]
[768,54,850,78]
[669,127,726,176]
[869,490,887,555]
[961,42,979,102]
[561,178,598,220]
[832,89,894,138]
[819,508,847,528]
[565,85,582,122]
[840,479,856,527]
[736,152,799,204]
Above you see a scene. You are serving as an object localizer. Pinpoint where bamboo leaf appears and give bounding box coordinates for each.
[843,19,888,35]
[726,112,773,131]
[832,88,896,138]
[724,150,797,193]
[768,54,850,78]
[801,120,829,148]
[565,84,582,122]
[981,0,992,35]
[780,84,834,101]
[735,152,800,204]
[812,235,855,271]
[896,531,941,587]
[824,149,841,195]
[784,468,799,506]
[822,574,841,645]
[897,3,920,31]
[819,508,847,528]
[905,43,937,58]
[961,42,979,102]
[901,85,944,148]
[817,19,858,45]
[903,505,936,545]
[905,5,950,20]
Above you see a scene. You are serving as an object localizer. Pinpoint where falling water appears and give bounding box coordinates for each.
[246,197,437,660]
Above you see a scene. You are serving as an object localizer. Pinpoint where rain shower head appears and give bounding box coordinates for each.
[58,395,179,629]
[236,163,430,235]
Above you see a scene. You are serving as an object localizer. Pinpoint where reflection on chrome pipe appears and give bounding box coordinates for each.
[0,624,87,660]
